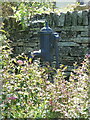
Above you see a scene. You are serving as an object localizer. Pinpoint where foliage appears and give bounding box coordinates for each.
[2,2,89,31]
[1,1,90,119]
[13,2,80,29]
[1,2,17,17]
[1,2,54,30]
[0,35,89,119]
[13,2,54,30]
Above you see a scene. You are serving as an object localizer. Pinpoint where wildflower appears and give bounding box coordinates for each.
[52,107,57,111]
[85,54,90,58]
[17,60,23,65]
[49,99,53,105]
[8,96,17,100]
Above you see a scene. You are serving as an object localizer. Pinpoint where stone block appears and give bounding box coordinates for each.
[11,42,18,46]
[25,42,38,47]
[64,56,74,61]
[53,14,60,27]
[73,37,90,44]
[81,31,88,37]
[54,26,88,32]
[65,11,72,26]
[33,32,38,36]
[58,42,79,47]
[24,47,34,54]
[59,47,71,56]
[50,12,56,27]
[71,26,88,31]
[77,11,82,25]
[70,46,85,56]
[14,47,24,54]
[60,30,77,39]
[59,57,75,66]
[58,13,65,27]
[82,10,88,25]
[82,44,89,47]
[71,11,78,26]
[17,42,24,46]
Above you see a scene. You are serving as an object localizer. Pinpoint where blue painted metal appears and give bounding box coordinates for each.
[53,32,59,68]
[29,21,60,68]
[39,21,54,62]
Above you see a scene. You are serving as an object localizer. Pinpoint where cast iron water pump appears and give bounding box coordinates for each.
[29,21,59,68]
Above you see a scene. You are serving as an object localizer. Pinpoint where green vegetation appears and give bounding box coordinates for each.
[0,2,90,119]
[0,34,89,119]
[1,2,89,30]
[1,2,54,30]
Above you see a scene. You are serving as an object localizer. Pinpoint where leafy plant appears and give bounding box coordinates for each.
[1,34,89,119]
[13,2,54,30]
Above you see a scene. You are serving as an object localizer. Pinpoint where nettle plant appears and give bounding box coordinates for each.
[1,35,89,118]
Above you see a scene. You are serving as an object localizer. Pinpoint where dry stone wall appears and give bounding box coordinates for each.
[3,10,90,73]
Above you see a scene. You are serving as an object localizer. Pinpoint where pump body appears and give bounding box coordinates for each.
[29,22,60,68]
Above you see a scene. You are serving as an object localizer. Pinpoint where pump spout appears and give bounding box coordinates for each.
[28,50,42,63]
[31,49,42,58]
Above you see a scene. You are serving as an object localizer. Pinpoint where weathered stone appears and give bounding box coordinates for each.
[17,42,24,46]
[59,47,71,56]
[82,44,89,47]
[81,31,88,37]
[59,56,75,65]
[64,56,74,61]
[14,47,23,54]
[71,11,78,26]
[58,42,79,47]
[60,31,67,39]
[25,42,38,47]
[70,46,85,56]
[77,11,82,25]
[11,42,18,46]
[50,12,55,27]
[71,26,88,31]
[82,10,88,25]
[54,26,88,32]
[53,14,60,27]
[60,31,77,39]
[65,11,72,26]
[73,37,90,43]
[58,13,65,27]
[77,34,81,38]
[59,38,73,42]
[25,47,34,53]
